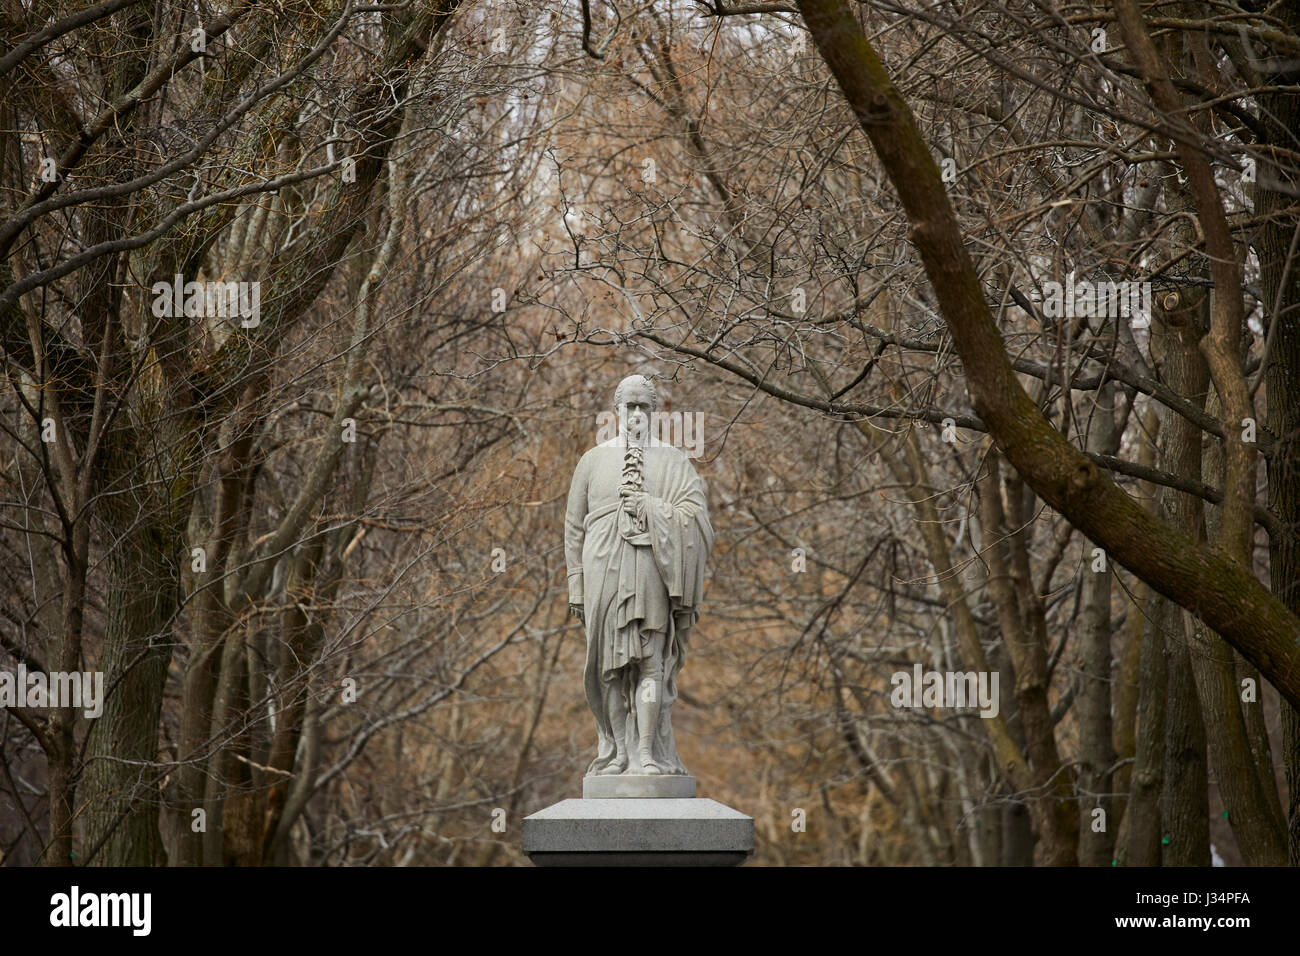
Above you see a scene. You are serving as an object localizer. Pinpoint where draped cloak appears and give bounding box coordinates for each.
[564,439,714,775]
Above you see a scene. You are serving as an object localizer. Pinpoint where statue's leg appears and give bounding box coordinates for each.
[635,631,666,774]
[595,670,629,774]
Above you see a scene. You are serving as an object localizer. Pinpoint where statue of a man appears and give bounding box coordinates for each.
[564,375,713,776]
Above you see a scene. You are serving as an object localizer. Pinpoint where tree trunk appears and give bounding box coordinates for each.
[1255,12,1300,863]
[1124,591,1168,865]
[979,456,1079,865]
[1157,292,1284,862]
[1160,609,1209,866]
[1151,302,1210,866]
[82,521,180,865]
[1077,383,1119,865]
[39,521,88,866]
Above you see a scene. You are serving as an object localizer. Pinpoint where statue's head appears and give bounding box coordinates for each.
[613,374,659,441]
[613,374,659,413]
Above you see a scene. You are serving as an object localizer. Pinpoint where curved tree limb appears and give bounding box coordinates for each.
[795,0,1300,707]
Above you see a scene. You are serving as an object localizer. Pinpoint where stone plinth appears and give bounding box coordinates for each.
[523,798,754,866]
[582,774,697,798]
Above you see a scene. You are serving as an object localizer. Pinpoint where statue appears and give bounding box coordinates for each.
[564,374,713,778]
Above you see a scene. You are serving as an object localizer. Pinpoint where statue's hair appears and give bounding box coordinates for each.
[613,374,660,412]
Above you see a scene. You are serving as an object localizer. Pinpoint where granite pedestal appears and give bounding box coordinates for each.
[523,776,754,866]
[582,773,696,798]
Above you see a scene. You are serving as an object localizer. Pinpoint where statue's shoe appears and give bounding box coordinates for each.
[593,758,628,775]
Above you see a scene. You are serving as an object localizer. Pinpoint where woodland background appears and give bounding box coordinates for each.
[1,0,1298,866]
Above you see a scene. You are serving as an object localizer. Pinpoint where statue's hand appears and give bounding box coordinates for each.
[569,603,585,624]
[621,490,648,519]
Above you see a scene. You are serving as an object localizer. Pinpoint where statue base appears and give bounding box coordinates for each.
[522,798,754,867]
[582,773,696,798]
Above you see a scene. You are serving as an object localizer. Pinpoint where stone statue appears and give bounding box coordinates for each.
[564,374,713,778]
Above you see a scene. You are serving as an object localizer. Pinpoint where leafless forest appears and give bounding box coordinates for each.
[1,0,1298,867]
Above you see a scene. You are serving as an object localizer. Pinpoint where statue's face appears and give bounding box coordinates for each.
[616,381,654,442]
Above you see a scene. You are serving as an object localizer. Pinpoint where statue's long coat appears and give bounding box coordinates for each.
[564,439,713,774]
